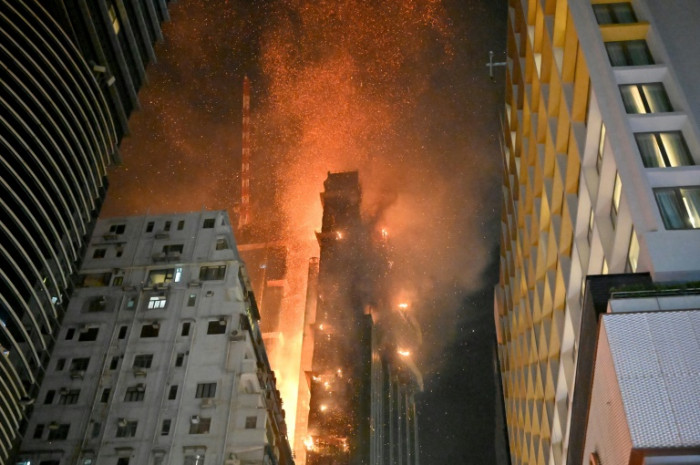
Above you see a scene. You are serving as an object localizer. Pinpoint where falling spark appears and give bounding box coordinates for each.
[398,302,409,310]
[398,349,411,357]
[320,404,328,412]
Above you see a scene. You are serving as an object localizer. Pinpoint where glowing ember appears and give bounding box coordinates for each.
[304,436,315,451]
[318,324,324,330]
[319,404,328,412]
[397,349,411,357]
[398,302,409,310]
[336,231,343,240]
[381,227,389,239]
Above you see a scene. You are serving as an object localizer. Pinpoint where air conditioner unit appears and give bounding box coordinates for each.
[188,280,202,288]
[219,318,227,326]
[229,331,245,342]
[117,418,127,427]
[70,370,85,379]
[154,232,169,239]
[201,398,215,408]
[133,368,146,377]
[60,388,69,395]
[136,384,145,392]
[103,233,118,241]
[190,415,200,425]
[48,422,59,430]
[152,321,160,329]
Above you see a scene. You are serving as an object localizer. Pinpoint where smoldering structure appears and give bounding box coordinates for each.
[302,172,422,465]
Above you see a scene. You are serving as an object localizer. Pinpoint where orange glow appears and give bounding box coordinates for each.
[319,404,328,412]
[336,231,343,240]
[304,436,315,451]
[397,349,411,357]
[381,227,389,239]
[398,302,409,310]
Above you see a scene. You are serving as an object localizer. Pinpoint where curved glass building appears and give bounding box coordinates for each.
[0,0,170,461]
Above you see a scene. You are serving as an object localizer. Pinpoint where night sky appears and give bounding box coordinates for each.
[102,0,507,463]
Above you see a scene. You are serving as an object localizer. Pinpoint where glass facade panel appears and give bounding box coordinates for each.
[635,132,693,167]
[655,187,700,229]
[620,83,672,114]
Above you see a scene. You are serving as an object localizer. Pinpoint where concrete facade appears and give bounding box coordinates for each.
[16,211,292,465]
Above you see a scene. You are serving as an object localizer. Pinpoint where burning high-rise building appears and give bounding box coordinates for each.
[303,172,421,465]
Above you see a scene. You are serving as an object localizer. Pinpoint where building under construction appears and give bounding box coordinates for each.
[303,172,421,465]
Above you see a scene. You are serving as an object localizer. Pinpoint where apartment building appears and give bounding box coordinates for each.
[16,211,293,465]
[495,1,700,464]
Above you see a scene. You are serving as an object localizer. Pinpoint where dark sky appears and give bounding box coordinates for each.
[102,0,507,463]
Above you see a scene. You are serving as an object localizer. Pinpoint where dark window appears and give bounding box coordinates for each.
[78,327,99,342]
[88,296,107,312]
[101,388,111,403]
[140,324,160,338]
[215,238,228,250]
[168,385,178,400]
[654,187,700,229]
[109,224,126,234]
[189,417,211,434]
[187,294,197,306]
[116,421,137,438]
[91,421,101,438]
[33,423,44,439]
[245,416,257,429]
[59,389,80,405]
[620,83,672,114]
[593,2,636,24]
[199,265,226,281]
[605,40,653,66]
[65,328,75,340]
[110,356,120,370]
[207,320,226,334]
[195,382,217,399]
[44,390,56,404]
[117,458,130,465]
[175,353,185,367]
[118,326,128,339]
[177,220,185,230]
[124,385,145,402]
[164,221,171,232]
[181,322,191,336]
[70,358,90,371]
[47,423,70,440]
[203,218,215,228]
[133,354,153,369]
[116,247,124,258]
[93,248,106,259]
[162,244,183,255]
[635,132,694,167]
[146,221,154,233]
[161,419,171,436]
[56,358,66,371]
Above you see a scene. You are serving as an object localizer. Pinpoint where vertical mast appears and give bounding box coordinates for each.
[240,75,251,229]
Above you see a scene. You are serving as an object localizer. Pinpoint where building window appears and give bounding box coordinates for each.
[189,417,211,434]
[245,416,257,429]
[184,455,205,465]
[161,419,171,436]
[592,2,636,24]
[93,248,106,259]
[140,323,160,338]
[47,423,70,440]
[187,293,197,306]
[215,238,228,250]
[147,295,167,309]
[109,356,120,370]
[126,296,137,310]
[596,124,606,173]
[195,382,217,399]
[117,458,130,465]
[108,4,120,34]
[207,319,226,334]
[88,296,107,312]
[620,83,672,114]
[101,388,111,403]
[626,230,640,272]
[164,221,171,232]
[146,221,154,233]
[78,327,99,342]
[33,423,45,439]
[116,420,137,438]
[199,265,226,281]
[168,385,178,400]
[91,422,101,438]
[118,326,128,339]
[44,390,56,404]
[148,268,178,285]
[654,186,700,229]
[71,358,89,371]
[133,354,153,369]
[59,389,80,405]
[203,218,215,228]
[181,322,191,336]
[177,220,185,230]
[587,209,595,244]
[611,173,622,228]
[112,276,123,286]
[56,358,66,371]
[124,385,145,402]
[635,132,694,167]
[109,224,126,235]
[162,244,183,255]
[65,328,75,340]
[605,40,653,66]
[175,353,185,367]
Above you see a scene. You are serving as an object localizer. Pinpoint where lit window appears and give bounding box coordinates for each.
[593,2,636,24]
[587,209,595,244]
[626,230,640,272]
[602,259,609,275]
[174,267,183,282]
[148,268,177,285]
[605,40,653,66]
[635,132,694,167]
[654,186,700,229]
[148,295,167,309]
[620,83,672,114]
[187,293,197,307]
[596,124,606,173]
[108,4,120,34]
[126,296,137,310]
[195,383,217,399]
